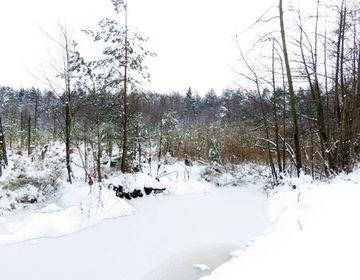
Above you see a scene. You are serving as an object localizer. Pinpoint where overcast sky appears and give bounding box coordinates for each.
[0,0,316,95]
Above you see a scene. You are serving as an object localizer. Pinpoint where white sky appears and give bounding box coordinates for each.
[0,0,317,95]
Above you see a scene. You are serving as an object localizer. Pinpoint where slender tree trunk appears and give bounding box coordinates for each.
[96,121,102,182]
[0,117,8,167]
[324,19,330,143]
[157,122,163,176]
[148,137,152,175]
[357,41,360,102]
[136,125,142,170]
[63,29,73,184]
[298,13,333,176]
[121,4,129,173]
[279,0,302,176]
[278,51,287,172]
[108,126,113,157]
[34,91,39,129]
[272,39,282,174]
[52,112,56,140]
[84,132,88,182]
[310,125,314,179]
[65,102,72,184]
[27,115,32,157]
[355,41,360,159]
[338,1,352,172]
[95,89,102,182]
[20,110,24,148]
[332,1,345,171]
[257,81,278,184]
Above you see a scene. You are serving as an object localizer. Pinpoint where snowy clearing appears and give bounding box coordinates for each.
[201,169,360,280]
[0,147,268,246]
[0,186,268,280]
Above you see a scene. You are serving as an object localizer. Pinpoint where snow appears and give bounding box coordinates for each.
[201,169,360,280]
[0,145,271,279]
[5,142,360,280]
[0,145,217,245]
[193,264,210,271]
[0,187,269,280]
[0,184,134,245]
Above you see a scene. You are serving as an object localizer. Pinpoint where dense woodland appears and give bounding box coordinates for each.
[1,0,360,186]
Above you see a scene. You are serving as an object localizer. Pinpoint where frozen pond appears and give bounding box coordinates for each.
[0,187,269,280]
[146,244,238,279]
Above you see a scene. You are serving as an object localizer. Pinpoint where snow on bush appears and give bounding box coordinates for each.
[0,144,135,244]
[0,147,64,214]
[104,162,214,195]
[201,162,270,187]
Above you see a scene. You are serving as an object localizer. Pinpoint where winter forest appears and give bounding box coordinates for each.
[1,0,360,279]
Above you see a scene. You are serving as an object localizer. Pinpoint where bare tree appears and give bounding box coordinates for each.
[279,0,302,176]
[40,25,76,183]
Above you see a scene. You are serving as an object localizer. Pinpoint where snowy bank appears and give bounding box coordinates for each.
[0,150,214,245]
[0,184,133,244]
[0,187,269,280]
[201,170,360,280]
[0,144,269,246]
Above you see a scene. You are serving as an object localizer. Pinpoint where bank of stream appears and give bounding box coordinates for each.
[0,187,269,280]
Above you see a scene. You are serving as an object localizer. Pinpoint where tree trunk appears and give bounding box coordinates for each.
[121,4,129,173]
[298,16,334,176]
[65,102,72,184]
[96,95,102,182]
[64,28,73,184]
[27,115,32,157]
[34,91,39,130]
[20,110,24,148]
[272,39,282,175]
[0,117,8,167]
[279,0,302,176]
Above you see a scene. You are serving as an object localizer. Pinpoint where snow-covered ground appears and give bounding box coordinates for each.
[201,170,360,280]
[5,143,360,280]
[0,186,269,280]
[0,145,269,246]
[0,144,271,279]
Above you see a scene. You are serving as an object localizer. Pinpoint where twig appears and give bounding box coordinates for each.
[297,218,303,230]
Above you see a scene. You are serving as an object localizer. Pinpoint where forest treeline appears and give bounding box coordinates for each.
[0,0,360,185]
[0,85,275,164]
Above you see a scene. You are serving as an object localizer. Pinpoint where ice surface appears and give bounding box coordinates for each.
[0,187,268,280]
